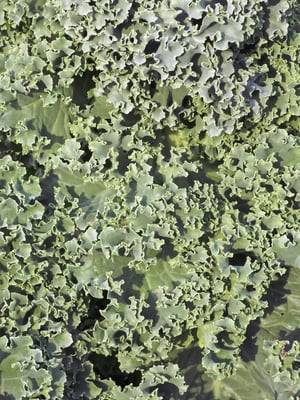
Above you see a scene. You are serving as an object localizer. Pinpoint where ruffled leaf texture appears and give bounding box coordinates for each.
[0,0,299,398]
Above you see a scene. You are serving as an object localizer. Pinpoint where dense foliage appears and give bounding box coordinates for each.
[0,0,299,399]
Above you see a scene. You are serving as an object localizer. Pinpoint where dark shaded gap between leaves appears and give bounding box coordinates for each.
[240,318,260,362]
[80,140,92,162]
[150,382,181,400]
[261,268,290,316]
[141,292,159,325]
[228,251,256,266]
[72,69,98,109]
[89,352,142,389]
[240,268,290,362]
[78,291,110,331]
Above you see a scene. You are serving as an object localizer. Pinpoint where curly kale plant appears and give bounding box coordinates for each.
[0,0,299,399]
